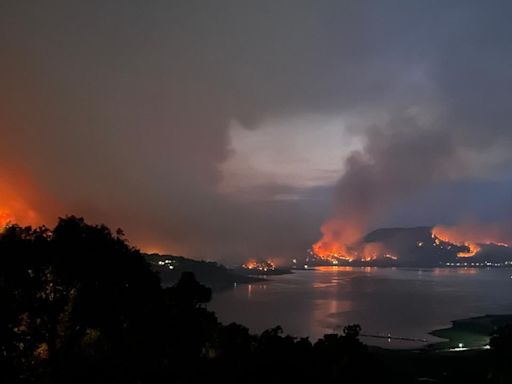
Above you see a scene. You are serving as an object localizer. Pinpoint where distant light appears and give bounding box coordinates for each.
[304,265,308,269]
[458,343,464,348]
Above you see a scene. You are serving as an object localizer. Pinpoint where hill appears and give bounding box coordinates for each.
[144,253,262,290]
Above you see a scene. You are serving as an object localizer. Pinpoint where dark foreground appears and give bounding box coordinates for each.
[1,217,511,383]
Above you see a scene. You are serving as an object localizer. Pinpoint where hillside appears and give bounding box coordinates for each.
[362,226,512,267]
[144,253,262,290]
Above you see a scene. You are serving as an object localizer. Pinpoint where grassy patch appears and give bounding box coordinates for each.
[429,314,512,350]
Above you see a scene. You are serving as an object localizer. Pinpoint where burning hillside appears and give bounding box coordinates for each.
[310,218,397,264]
[432,224,510,258]
[309,225,512,267]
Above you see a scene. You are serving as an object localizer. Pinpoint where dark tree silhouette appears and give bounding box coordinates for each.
[0,217,164,383]
[2,215,444,384]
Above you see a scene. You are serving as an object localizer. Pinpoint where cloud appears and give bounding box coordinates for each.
[218,116,364,198]
[1,1,512,261]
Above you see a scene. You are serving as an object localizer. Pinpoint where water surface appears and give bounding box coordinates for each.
[209,267,512,348]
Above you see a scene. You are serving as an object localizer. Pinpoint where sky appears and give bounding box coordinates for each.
[1,1,512,264]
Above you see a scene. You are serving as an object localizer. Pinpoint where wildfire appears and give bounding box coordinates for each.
[311,218,361,263]
[242,259,276,272]
[0,210,15,229]
[0,170,51,231]
[432,223,511,258]
[0,206,40,232]
[456,242,480,257]
[311,218,394,263]
[359,242,390,261]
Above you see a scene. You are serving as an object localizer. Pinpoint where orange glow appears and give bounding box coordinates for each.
[314,266,355,272]
[456,242,480,257]
[142,245,169,255]
[0,210,15,229]
[432,223,511,258]
[311,218,394,263]
[0,175,41,230]
[432,228,480,257]
[359,242,387,261]
[242,259,275,272]
[311,218,363,262]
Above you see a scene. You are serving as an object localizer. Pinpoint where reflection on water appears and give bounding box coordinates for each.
[210,267,512,348]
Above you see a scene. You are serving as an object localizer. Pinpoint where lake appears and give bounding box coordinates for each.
[209,267,512,348]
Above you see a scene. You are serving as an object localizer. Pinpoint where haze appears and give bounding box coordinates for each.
[1,1,512,263]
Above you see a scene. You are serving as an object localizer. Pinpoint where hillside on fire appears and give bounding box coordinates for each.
[307,226,512,268]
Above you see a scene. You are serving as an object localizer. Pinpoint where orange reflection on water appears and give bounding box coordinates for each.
[432,268,451,276]
[433,267,479,276]
[315,266,377,273]
[315,266,355,272]
[455,268,479,275]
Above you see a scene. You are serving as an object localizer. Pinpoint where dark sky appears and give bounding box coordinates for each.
[1,1,512,263]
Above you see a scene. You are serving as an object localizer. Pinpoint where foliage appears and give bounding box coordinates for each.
[2,216,506,383]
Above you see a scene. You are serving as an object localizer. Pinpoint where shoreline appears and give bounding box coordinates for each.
[365,314,512,353]
[426,314,512,351]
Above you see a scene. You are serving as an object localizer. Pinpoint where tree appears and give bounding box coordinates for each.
[0,216,163,383]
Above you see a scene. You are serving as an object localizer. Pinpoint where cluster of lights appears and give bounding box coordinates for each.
[444,261,508,267]
[157,259,175,270]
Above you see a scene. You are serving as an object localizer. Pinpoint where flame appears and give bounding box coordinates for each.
[311,218,393,263]
[432,223,510,258]
[0,210,15,229]
[0,170,50,231]
[456,242,480,257]
[242,259,276,272]
[359,242,384,261]
[311,219,362,262]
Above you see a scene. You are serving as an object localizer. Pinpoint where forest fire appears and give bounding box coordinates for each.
[311,218,362,263]
[432,224,511,258]
[0,205,39,232]
[312,218,512,265]
[311,219,394,263]
[242,259,276,272]
[0,211,15,229]
[432,229,479,257]
[0,171,52,231]
[0,202,39,231]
